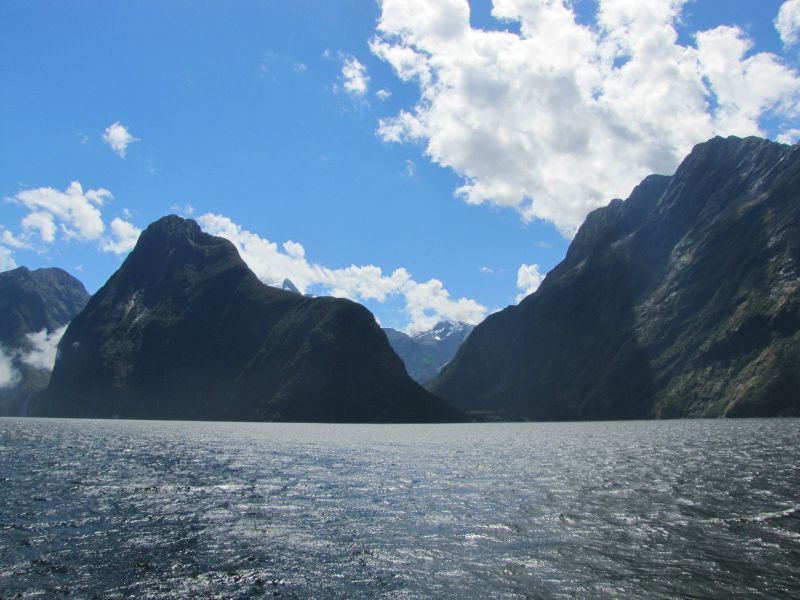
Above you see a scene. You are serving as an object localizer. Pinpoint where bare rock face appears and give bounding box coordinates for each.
[433,136,800,420]
[38,215,462,423]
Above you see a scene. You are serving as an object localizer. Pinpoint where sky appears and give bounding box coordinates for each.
[1,0,799,334]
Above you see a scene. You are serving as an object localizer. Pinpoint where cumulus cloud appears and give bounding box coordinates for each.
[0,247,15,272]
[372,0,800,235]
[376,88,392,100]
[1,228,32,250]
[102,121,138,158]
[21,211,57,242]
[695,26,800,135]
[21,326,67,371]
[516,263,544,301]
[198,213,486,333]
[777,0,800,47]
[10,181,109,242]
[342,56,369,96]
[777,128,800,144]
[170,203,195,216]
[0,347,20,388]
[4,182,147,259]
[101,218,142,255]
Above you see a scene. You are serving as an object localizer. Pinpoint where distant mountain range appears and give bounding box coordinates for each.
[35,216,462,423]
[384,321,474,384]
[432,136,800,419]
[0,267,89,415]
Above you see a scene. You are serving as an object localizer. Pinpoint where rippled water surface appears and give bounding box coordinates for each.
[1,418,798,598]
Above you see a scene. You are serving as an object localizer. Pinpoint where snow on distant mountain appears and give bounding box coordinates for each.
[384,321,475,385]
[412,321,474,345]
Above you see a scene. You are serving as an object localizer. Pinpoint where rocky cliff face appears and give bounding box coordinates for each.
[37,216,462,422]
[433,136,800,419]
[0,267,89,415]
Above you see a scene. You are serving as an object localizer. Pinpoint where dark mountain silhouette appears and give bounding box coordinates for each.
[0,267,89,415]
[433,136,800,419]
[37,215,462,422]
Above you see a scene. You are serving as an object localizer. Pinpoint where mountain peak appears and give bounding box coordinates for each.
[109,214,247,294]
[39,216,461,423]
[134,215,210,251]
[147,213,202,234]
[282,278,301,294]
[5,266,30,276]
[385,320,475,385]
[412,320,473,343]
[433,135,800,420]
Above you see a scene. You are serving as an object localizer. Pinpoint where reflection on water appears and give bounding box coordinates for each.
[1,417,798,598]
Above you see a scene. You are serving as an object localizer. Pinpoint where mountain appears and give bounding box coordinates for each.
[0,267,90,415]
[433,136,800,420]
[281,278,301,294]
[384,321,474,384]
[36,215,462,422]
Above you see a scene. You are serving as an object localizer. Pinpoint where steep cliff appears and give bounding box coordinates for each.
[433,136,800,419]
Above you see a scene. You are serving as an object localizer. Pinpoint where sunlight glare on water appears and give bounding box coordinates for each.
[1,418,798,598]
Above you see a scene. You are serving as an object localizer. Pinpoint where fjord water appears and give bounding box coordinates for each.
[1,419,798,598]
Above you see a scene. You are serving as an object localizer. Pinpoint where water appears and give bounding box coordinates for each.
[0,418,798,598]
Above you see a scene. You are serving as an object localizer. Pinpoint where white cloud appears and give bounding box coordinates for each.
[21,211,56,242]
[372,0,800,235]
[1,228,33,250]
[376,88,392,100]
[516,263,544,302]
[479,265,494,274]
[4,182,146,258]
[777,0,800,47]
[102,121,138,158]
[0,247,16,272]
[198,213,486,333]
[342,56,369,96]
[21,326,67,371]
[10,181,109,242]
[197,213,320,290]
[0,326,68,388]
[0,347,20,388]
[404,159,417,177]
[777,127,800,144]
[101,218,142,255]
[695,26,800,136]
[170,203,195,216]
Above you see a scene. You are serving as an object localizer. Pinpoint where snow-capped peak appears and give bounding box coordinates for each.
[411,321,474,344]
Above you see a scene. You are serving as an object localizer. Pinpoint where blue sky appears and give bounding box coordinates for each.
[1,0,799,332]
